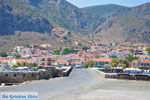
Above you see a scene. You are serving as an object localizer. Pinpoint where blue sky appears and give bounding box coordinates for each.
[66,0,150,8]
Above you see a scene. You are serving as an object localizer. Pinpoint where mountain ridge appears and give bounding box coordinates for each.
[0,0,150,51]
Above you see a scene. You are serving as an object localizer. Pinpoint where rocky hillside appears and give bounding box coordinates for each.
[0,0,93,35]
[129,3,150,20]
[0,0,93,51]
[94,16,150,43]
[0,0,53,35]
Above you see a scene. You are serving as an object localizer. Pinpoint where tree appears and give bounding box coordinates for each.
[25,44,31,48]
[63,36,68,40]
[16,54,21,59]
[62,48,77,55]
[110,55,117,58]
[54,50,60,55]
[62,48,70,55]
[83,61,94,68]
[119,58,129,68]
[39,47,47,50]
[29,63,37,67]
[12,65,17,69]
[22,62,28,66]
[146,48,150,53]
[118,63,126,68]
[126,55,138,62]
[78,43,82,46]
[115,42,119,46]
[82,46,90,51]
[129,49,134,54]
[110,58,129,68]
[118,47,122,49]
[67,32,71,36]
[110,58,120,67]
[0,52,8,57]
[16,62,22,67]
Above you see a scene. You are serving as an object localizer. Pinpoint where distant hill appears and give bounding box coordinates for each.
[86,3,150,44]
[82,4,130,17]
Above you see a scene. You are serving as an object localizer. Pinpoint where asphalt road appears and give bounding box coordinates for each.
[0,68,150,100]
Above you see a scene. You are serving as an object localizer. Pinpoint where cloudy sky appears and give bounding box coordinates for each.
[66,0,150,8]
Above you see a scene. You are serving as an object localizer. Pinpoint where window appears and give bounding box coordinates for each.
[99,62,104,65]
[95,62,98,65]
[105,62,109,64]
[5,74,8,77]
[32,74,34,77]
[13,74,17,77]
[48,59,51,61]
[23,74,25,77]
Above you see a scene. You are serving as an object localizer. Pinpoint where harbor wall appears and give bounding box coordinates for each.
[92,68,150,81]
[0,67,64,84]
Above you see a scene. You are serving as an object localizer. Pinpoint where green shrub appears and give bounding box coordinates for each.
[83,61,94,68]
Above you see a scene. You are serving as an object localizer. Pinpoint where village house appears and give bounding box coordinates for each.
[54,59,69,66]
[98,53,109,58]
[21,48,32,54]
[14,46,24,52]
[109,50,131,58]
[19,48,33,58]
[93,58,112,67]
[133,50,144,55]
[132,59,150,69]
[82,53,93,61]
[0,60,10,69]
[32,54,42,61]
[0,59,14,69]
[69,56,84,67]
[40,44,52,50]
[136,55,150,60]
[69,56,83,63]
[31,44,39,49]
[30,44,39,53]
[38,55,54,67]
[0,58,37,69]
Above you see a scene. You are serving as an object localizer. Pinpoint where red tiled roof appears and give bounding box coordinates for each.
[71,56,83,59]
[55,60,68,63]
[92,58,112,62]
[71,62,82,64]
[140,60,150,63]
[136,55,148,57]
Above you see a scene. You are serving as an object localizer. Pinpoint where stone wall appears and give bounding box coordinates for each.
[0,71,39,83]
[0,67,64,84]
[92,68,150,81]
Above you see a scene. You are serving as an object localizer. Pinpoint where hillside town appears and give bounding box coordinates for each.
[0,43,150,74]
